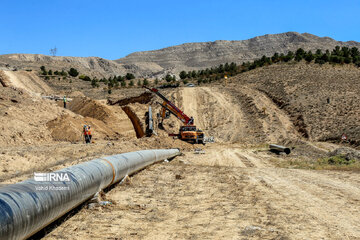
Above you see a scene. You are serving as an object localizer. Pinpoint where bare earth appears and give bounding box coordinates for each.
[1,69,360,239]
[44,144,360,240]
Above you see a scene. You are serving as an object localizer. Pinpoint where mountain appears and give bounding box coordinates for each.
[1,32,360,78]
[116,32,360,77]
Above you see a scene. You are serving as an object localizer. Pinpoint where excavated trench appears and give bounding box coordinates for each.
[121,106,145,138]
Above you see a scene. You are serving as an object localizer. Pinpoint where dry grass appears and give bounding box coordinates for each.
[271,155,360,171]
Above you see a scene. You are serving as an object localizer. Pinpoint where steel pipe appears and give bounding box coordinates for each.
[269,144,291,155]
[146,106,154,136]
[0,149,180,240]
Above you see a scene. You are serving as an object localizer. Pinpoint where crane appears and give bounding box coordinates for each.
[143,86,205,144]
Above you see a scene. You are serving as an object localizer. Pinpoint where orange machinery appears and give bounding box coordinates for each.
[144,86,205,144]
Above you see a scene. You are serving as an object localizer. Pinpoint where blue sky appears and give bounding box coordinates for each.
[1,0,359,59]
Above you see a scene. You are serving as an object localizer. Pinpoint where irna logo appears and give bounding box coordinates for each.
[34,172,71,182]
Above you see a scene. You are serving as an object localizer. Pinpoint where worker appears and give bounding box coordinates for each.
[83,125,89,144]
[87,125,92,143]
[189,116,194,125]
[63,95,67,109]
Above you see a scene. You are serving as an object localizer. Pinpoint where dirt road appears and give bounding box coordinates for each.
[44,144,360,240]
[2,85,359,239]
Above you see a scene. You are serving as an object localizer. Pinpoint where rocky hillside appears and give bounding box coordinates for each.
[117,32,360,76]
[1,32,360,78]
[0,54,137,78]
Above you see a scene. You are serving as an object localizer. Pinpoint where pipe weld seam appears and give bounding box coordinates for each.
[100,158,116,186]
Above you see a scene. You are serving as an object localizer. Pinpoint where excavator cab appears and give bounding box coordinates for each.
[179,126,204,144]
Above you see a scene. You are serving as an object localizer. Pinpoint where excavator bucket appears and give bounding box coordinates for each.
[158,122,165,130]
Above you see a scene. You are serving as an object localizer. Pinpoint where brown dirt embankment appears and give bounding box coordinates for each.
[230,62,360,148]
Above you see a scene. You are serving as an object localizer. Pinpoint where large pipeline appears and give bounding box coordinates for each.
[0,149,180,240]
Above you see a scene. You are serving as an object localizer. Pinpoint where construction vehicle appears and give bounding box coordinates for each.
[143,86,205,144]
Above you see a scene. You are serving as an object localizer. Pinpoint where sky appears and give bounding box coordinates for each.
[1,0,360,60]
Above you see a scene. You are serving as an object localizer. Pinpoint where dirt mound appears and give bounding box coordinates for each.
[1,70,53,95]
[46,114,124,142]
[67,97,135,137]
[0,70,10,87]
[0,87,63,146]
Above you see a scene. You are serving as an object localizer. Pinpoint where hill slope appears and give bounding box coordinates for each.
[117,32,360,76]
[229,62,360,146]
[1,32,360,78]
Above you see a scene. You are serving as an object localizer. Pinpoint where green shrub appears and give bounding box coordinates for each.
[319,155,355,165]
[126,73,135,80]
[68,68,79,77]
[179,71,187,79]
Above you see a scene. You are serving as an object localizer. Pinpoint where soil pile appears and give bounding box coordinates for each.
[67,97,135,137]
[0,87,64,146]
[1,70,53,95]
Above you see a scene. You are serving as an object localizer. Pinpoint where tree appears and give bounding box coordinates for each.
[295,48,305,61]
[48,69,53,75]
[321,52,330,62]
[229,62,237,72]
[68,68,79,77]
[332,46,341,56]
[125,73,135,80]
[60,70,67,76]
[191,70,197,78]
[121,81,126,87]
[143,78,149,86]
[50,47,57,57]
[218,64,224,73]
[351,47,359,58]
[165,74,172,82]
[91,79,98,88]
[272,52,280,63]
[155,78,159,85]
[305,51,314,62]
[179,71,187,79]
[284,51,294,62]
[344,56,352,64]
[129,80,134,86]
[40,66,47,75]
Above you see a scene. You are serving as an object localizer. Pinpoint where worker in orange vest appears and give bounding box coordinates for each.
[87,125,92,143]
[83,125,90,144]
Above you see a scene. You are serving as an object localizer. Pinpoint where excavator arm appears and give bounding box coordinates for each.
[143,86,194,125]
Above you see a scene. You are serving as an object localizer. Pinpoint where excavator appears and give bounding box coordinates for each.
[143,86,205,144]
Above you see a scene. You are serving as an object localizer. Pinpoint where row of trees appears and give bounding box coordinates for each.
[243,46,360,72]
[179,62,237,80]
[177,46,360,85]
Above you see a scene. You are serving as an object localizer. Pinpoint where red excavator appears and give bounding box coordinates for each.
[143,86,205,144]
